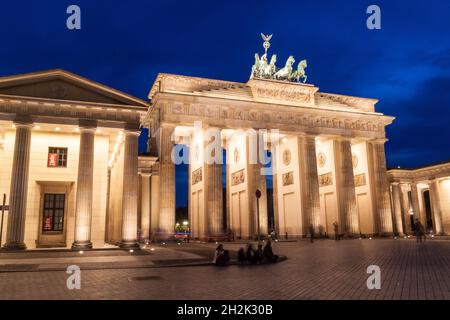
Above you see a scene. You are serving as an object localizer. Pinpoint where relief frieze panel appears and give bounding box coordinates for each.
[192,168,202,185]
[159,101,386,135]
[354,173,366,187]
[319,172,333,187]
[231,169,245,186]
[282,171,294,186]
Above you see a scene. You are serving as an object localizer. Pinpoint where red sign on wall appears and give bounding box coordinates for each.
[43,217,53,231]
[48,153,57,167]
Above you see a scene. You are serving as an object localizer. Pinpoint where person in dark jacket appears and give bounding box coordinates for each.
[309,224,315,243]
[255,244,264,264]
[263,240,279,263]
[246,243,257,264]
[213,244,230,266]
[237,247,246,265]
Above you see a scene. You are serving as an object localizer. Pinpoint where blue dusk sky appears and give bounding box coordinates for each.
[1,1,449,207]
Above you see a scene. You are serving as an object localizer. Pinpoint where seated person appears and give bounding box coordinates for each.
[237,247,246,265]
[263,240,279,263]
[255,244,264,264]
[246,243,257,264]
[213,244,230,266]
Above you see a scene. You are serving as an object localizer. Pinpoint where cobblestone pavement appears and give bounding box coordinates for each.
[0,239,449,300]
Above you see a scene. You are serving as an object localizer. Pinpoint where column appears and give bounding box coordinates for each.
[206,160,223,238]
[300,135,321,234]
[400,184,412,233]
[250,161,268,238]
[370,140,394,235]
[158,125,175,238]
[140,173,151,242]
[205,128,223,239]
[429,180,444,235]
[271,142,280,235]
[150,164,160,239]
[410,183,421,224]
[4,119,32,250]
[335,139,359,236]
[72,125,96,249]
[120,130,140,248]
[391,183,405,235]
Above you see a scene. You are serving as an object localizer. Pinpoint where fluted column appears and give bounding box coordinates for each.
[391,183,404,235]
[158,125,175,238]
[140,173,151,242]
[4,120,32,250]
[203,127,223,239]
[271,142,280,234]
[120,130,140,248]
[72,126,96,249]
[410,183,421,223]
[370,140,394,235]
[335,139,359,236]
[150,168,160,238]
[300,135,321,233]
[251,161,268,237]
[401,184,413,233]
[206,161,223,238]
[429,180,444,235]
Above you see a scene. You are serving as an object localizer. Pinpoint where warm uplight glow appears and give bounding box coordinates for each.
[75,128,80,132]
[150,248,155,251]
[183,221,188,226]
[129,249,134,253]
[11,124,15,128]
[96,129,101,134]
[34,125,40,130]
[108,131,125,169]
[55,127,60,131]
[282,137,288,143]
[79,251,84,254]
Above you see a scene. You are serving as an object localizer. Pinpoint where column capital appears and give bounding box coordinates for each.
[139,171,152,177]
[78,119,97,130]
[13,114,33,127]
[370,138,388,144]
[124,130,141,137]
[78,127,96,134]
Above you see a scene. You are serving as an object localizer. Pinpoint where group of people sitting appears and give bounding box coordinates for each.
[212,240,279,266]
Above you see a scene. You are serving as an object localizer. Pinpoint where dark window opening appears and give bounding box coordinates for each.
[42,193,65,232]
[48,147,68,167]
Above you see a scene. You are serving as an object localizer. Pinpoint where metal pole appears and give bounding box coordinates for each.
[257,197,260,244]
[0,194,6,248]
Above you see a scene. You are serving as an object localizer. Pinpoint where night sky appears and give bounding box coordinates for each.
[1,1,449,207]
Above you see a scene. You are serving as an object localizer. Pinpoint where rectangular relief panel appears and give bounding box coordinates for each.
[319,172,333,187]
[354,173,366,187]
[282,171,294,186]
[231,169,245,186]
[191,168,202,185]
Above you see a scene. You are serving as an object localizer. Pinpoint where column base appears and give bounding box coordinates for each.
[71,240,93,250]
[119,240,140,249]
[2,242,27,251]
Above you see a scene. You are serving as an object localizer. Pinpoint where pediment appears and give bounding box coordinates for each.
[0,69,148,107]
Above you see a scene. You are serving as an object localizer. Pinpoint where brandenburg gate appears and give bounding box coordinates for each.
[143,35,395,240]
